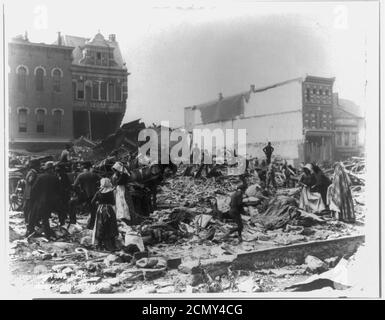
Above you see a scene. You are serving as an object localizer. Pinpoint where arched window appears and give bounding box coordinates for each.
[76,81,85,100]
[18,108,28,132]
[35,68,44,91]
[52,109,64,133]
[52,68,62,92]
[17,66,27,92]
[36,109,46,133]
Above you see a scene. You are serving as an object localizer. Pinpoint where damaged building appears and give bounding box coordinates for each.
[184,76,364,165]
[8,32,129,152]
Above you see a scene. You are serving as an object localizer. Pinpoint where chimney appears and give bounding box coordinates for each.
[250,84,255,92]
[57,31,62,46]
[24,31,29,41]
[218,92,223,101]
[109,34,116,42]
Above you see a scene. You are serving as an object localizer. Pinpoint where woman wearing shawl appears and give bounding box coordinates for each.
[111,162,131,222]
[91,178,119,251]
[327,163,355,223]
[298,163,326,213]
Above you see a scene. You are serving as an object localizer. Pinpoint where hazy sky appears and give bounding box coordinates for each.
[4,0,379,127]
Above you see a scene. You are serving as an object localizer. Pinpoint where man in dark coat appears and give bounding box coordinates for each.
[23,159,39,225]
[263,142,274,164]
[71,161,100,228]
[27,161,65,238]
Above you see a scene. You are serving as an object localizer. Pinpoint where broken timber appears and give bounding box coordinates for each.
[181,235,365,277]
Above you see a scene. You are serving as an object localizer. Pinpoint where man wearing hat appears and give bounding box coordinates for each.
[23,159,40,225]
[60,144,72,163]
[71,161,100,227]
[27,161,64,238]
[225,181,248,243]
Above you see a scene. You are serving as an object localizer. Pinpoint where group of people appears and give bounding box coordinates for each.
[22,148,137,251]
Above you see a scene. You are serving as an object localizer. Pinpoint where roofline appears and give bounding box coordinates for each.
[334,105,364,119]
[9,40,74,51]
[304,75,336,84]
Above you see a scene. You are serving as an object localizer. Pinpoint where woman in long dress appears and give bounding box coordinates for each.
[111,162,131,223]
[298,163,326,213]
[91,178,119,251]
[327,162,355,223]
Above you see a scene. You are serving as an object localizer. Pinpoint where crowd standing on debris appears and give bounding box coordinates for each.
[8,141,361,253]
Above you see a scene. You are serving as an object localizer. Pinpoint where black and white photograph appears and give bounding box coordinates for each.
[0,0,382,301]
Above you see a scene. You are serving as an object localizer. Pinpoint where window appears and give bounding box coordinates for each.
[92,81,99,100]
[35,68,44,91]
[325,89,329,96]
[53,109,63,133]
[115,83,122,101]
[336,132,342,145]
[17,66,27,92]
[85,81,92,101]
[18,109,27,132]
[36,109,45,133]
[313,89,317,94]
[306,88,310,101]
[72,81,77,100]
[100,82,107,100]
[108,82,115,101]
[97,52,101,60]
[52,69,61,92]
[319,89,323,95]
[351,132,358,146]
[76,81,84,99]
[122,82,127,101]
[344,132,349,146]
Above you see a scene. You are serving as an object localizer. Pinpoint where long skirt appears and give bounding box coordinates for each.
[93,204,118,247]
[115,185,131,221]
[299,186,326,214]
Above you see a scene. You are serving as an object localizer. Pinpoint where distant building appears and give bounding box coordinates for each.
[8,33,74,152]
[57,32,129,140]
[333,93,365,160]
[184,75,364,165]
[8,32,129,152]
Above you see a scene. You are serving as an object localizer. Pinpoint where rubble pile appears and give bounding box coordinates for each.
[8,158,367,295]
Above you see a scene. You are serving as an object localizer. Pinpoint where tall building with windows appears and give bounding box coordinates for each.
[57,32,129,140]
[8,32,129,151]
[8,33,74,152]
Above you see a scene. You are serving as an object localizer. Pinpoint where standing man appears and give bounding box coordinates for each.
[23,159,39,225]
[263,142,274,165]
[71,161,100,228]
[226,182,247,243]
[27,161,63,239]
[60,144,72,163]
[265,162,277,190]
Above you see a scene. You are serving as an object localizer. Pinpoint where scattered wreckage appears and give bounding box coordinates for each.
[8,152,367,295]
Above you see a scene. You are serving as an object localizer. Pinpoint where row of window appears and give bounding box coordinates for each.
[16,65,63,92]
[305,88,331,102]
[73,80,127,102]
[335,131,358,147]
[17,107,63,133]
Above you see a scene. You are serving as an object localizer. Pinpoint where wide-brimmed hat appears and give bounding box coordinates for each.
[112,161,129,174]
[304,163,314,173]
[99,177,114,193]
[43,161,55,170]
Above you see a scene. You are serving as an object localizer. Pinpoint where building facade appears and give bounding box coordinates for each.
[8,34,74,152]
[8,32,129,152]
[57,33,129,141]
[184,75,363,165]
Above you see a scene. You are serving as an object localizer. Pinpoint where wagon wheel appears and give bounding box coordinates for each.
[9,193,23,211]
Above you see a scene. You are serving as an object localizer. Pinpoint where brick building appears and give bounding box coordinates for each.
[184,75,364,165]
[8,32,129,152]
[56,32,129,141]
[8,34,74,152]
